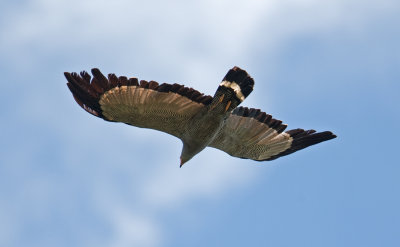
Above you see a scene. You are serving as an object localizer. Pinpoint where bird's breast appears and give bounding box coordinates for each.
[181,108,227,148]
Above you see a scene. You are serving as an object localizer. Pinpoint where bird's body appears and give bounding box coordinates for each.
[65,67,336,166]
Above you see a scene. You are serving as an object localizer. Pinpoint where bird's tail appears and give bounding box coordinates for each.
[210,66,254,113]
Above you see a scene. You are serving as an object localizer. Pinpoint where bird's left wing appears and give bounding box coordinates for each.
[209,107,336,161]
[65,69,213,139]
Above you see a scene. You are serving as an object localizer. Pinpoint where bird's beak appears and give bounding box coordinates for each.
[180,157,185,168]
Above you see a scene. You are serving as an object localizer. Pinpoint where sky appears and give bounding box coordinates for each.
[0,0,399,246]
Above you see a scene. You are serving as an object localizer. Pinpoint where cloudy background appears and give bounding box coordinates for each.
[1,0,399,246]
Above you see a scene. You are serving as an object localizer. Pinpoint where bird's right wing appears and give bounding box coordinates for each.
[209,107,336,161]
[65,69,213,139]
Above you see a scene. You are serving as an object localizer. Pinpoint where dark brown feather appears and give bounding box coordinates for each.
[264,130,336,161]
[148,81,159,90]
[91,68,109,90]
[108,73,119,88]
[128,78,139,86]
[65,68,213,121]
[140,80,149,88]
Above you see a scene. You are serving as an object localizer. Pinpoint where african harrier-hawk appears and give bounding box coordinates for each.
[65,67,336,166]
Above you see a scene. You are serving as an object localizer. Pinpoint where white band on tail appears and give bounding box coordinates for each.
[220,81,245,101]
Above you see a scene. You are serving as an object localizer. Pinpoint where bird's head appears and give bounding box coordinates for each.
[180,141,201,167]
[180,156,191,168]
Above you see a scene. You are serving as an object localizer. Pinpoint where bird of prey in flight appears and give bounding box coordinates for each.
[65,67,336,166]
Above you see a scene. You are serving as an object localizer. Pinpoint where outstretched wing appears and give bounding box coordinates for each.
[65,68,213,138]
[209,106,336,161]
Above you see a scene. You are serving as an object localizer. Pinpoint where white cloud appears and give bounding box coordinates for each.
[109,210,161,247]
[1,0,271,72]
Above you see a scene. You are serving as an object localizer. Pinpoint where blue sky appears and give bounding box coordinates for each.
[1,0,399,246]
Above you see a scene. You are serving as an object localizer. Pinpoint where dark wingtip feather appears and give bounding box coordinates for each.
[264,130,337,161]
[65,72,102,118]
[66,68,213,119]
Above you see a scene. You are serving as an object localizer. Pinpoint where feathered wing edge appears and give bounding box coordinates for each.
[65,68,213,121]
[211,106,336,161]
[263,129,336,161]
